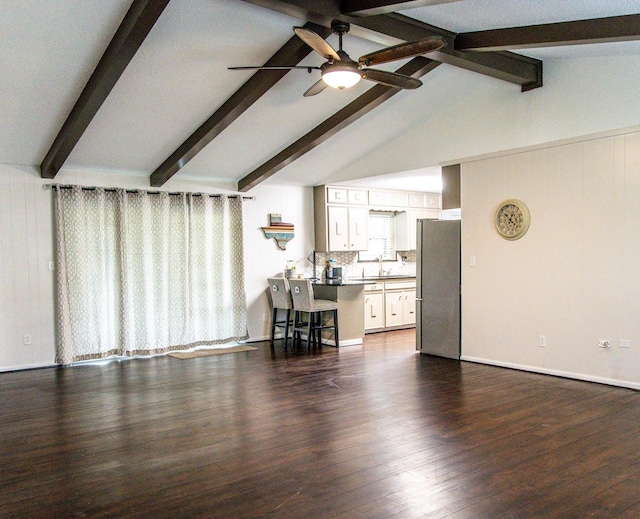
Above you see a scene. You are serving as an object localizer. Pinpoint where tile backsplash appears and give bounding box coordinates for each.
[290,251,416,279]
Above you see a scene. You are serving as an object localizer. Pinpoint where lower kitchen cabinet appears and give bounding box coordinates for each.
[364,292,384,330]
[364,279,416,332]
[402,289,416,325]
[385,288,416,327]
[384,290,405,327]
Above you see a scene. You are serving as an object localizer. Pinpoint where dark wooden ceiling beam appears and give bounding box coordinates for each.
[342,0,465,17]
[149,22,332,187]
[238,57,440,192]
[241,0,541,90]
[358,13,542,90]
[40,0,170,179]
[455,13,640,52]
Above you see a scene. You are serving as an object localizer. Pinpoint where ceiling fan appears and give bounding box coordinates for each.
[229,20,446,97]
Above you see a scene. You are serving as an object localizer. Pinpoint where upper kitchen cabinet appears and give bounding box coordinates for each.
[369,189,409,208]
[315,186,369,252]
[327,205,369,251]
[314,185,441,252]
[396,208,441,250]
[397,193,441,250]
[408,192,441,209]
[326,187,368,205]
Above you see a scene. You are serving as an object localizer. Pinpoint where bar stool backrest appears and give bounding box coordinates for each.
[267,277,293,310]
[287,278,315,313]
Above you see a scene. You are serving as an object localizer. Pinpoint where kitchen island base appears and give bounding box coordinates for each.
[311,283,365,346]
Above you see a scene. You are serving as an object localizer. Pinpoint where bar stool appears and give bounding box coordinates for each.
[288,278,339,351]
[267,277,294,348]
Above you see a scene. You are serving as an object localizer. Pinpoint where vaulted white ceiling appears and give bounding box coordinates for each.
[2,0,640,192]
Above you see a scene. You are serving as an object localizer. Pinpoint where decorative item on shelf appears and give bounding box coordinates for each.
[261,213,294,250]
[284,260,296,278]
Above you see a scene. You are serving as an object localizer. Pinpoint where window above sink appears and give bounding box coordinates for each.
[358,211,396,261]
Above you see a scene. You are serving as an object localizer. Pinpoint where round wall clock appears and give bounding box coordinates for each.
[495,199,530,240]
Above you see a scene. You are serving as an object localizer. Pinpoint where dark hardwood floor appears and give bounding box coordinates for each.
[1,329,639,518]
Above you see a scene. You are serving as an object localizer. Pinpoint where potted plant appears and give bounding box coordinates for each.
[284,260,296,279]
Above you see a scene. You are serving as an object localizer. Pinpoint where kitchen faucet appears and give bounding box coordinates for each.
[378,255,384,276]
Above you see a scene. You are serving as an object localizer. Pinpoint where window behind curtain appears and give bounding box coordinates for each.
[52,186,248,365]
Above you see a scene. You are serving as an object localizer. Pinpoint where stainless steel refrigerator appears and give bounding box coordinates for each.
[415,219,461,359]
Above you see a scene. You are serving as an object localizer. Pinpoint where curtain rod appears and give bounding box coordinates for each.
[42,183,255,200]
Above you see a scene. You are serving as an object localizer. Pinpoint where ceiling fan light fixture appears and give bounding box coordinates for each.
[322,69,361,89]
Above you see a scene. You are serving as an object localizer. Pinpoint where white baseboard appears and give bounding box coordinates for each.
[460,355,640,391]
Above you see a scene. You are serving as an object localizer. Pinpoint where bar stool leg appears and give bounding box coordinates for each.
[283,309,291,348]
[292,310,299,346]
[306,311,313,351]
[316,312,323,347]
[333,309,339,348]
[270,308,278,346]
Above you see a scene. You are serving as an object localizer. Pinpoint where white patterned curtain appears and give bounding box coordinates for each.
[53,186,248,365]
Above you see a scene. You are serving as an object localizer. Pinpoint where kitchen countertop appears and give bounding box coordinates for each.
[310,278,368,286]
[310,274,416,286]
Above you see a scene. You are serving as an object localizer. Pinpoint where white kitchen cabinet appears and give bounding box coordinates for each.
[369,189,408,208]
[409,192,428,208]
[426,193,441,209]
[348,206,369,250]
[364,279,416,332]
[315,185,437,252]
[385,290,405,327]
[326,187,367,205]
[348,189,368,205]
[327,205,348,251]
[327,205,368,251]
[327,187,348,204]
[396,208,440,250]
[384,281,416,328]
[315,186,369,252]
[402,289,416,325]
[364,291,384,330]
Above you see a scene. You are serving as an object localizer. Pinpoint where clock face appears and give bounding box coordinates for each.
[495,199,530,240]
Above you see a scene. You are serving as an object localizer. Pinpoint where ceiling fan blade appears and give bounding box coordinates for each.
[361,68,422,89]
[358,36,446,67]
[228,65,321,71]
[303,79,328,97]
[294,27,340,61]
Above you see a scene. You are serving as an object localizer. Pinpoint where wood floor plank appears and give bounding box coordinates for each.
[1,328,638,518]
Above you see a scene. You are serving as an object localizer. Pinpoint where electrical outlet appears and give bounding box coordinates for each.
[262,313,267,322]
[23,334,32,345]
[598,339,611,349]
[538,335,546,348]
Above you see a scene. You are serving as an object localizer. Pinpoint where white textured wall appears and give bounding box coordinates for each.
[0,166,55,370]
[0,166,312,370]
[240,183,316,341]
[461,129,640,389]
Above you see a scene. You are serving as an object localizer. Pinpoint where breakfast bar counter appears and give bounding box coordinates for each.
[310,278,366,345]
